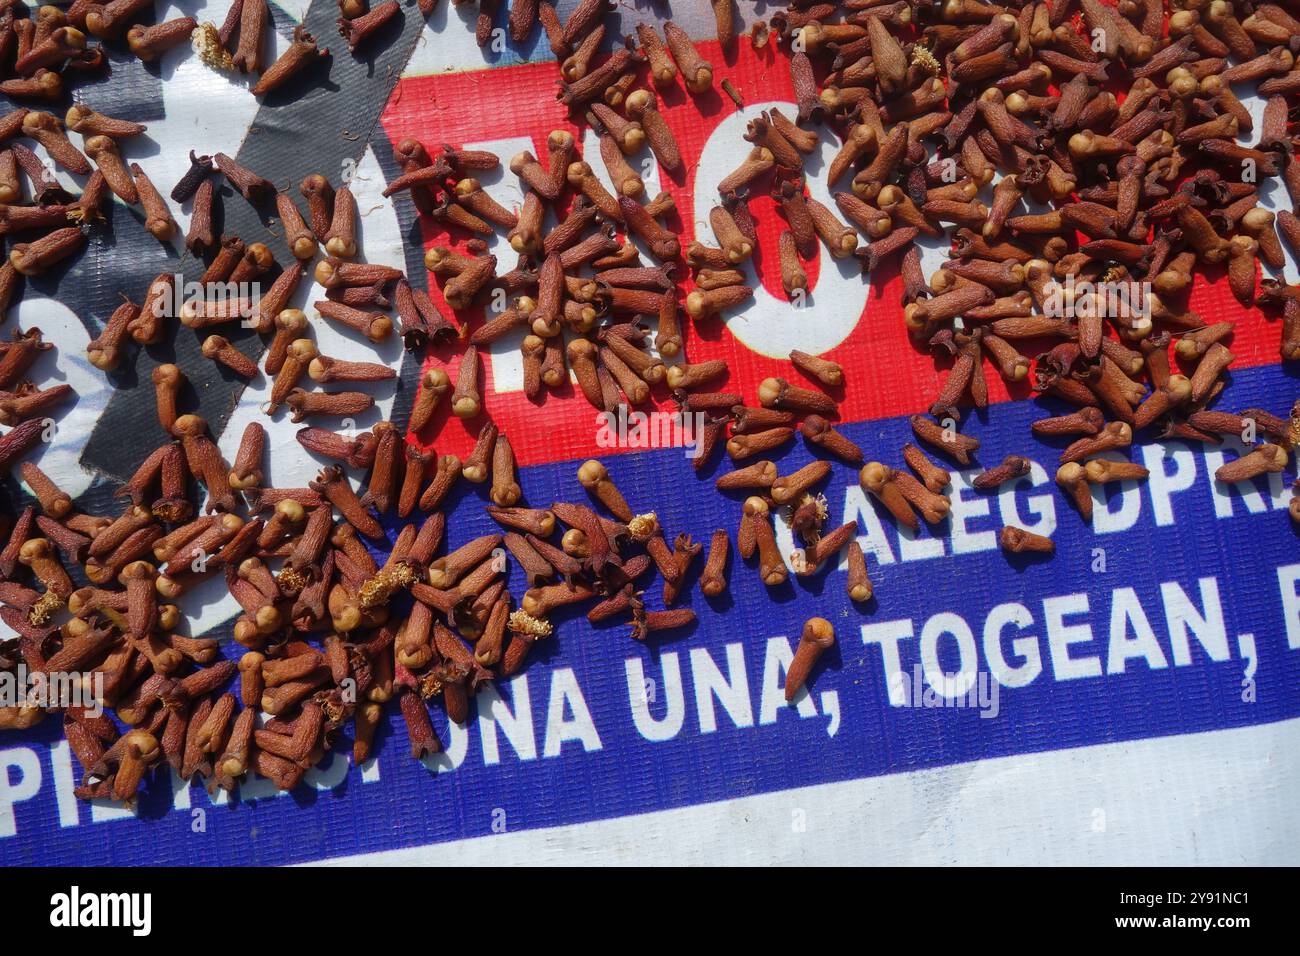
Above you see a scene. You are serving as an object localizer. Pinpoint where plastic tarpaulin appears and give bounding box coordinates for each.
[2,1,1298,865]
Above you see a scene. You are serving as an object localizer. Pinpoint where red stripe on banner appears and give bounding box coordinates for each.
[380,40,1283,467]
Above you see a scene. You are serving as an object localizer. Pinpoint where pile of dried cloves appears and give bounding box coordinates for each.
[3,0,1300,806]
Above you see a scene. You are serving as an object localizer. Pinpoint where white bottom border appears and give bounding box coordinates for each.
[307,717,1300,866]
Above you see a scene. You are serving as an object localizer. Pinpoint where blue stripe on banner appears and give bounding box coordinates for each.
[4,362,1299,865]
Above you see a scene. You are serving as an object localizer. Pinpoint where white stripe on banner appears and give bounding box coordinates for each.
[307,717,1300,866]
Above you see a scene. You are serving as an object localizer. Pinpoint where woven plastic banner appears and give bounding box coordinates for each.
[2,1,1297,865]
